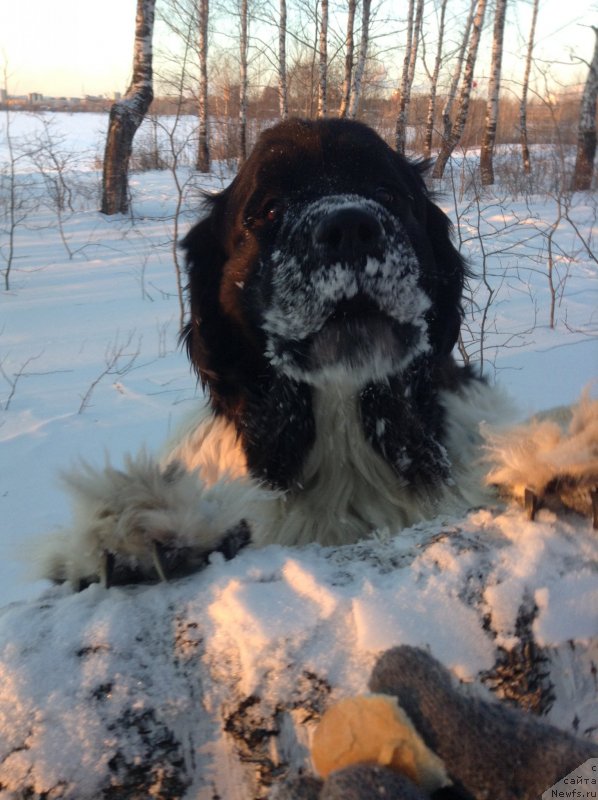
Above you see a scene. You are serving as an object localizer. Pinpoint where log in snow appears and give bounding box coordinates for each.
[0,506,596,798]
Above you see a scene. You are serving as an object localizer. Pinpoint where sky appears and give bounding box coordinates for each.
[0,0,596,99]
[0,0,138,98]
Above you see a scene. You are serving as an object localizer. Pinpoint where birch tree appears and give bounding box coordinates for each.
[395,0,424,154]
[339,0,357,118]
[101,0,156,215]
[436,0,475,163]
[407,0,424,97]
[279,0,289,118]
[572,26,598,191]
[348,0,372,118]
[519,0,538,175]
[239,0,249,163]
[432,0,486,179]
[422,0,448,159]
[318,0,329,117]
[395,0,414,153]
[480,0,507,185]
[196,0,210,172]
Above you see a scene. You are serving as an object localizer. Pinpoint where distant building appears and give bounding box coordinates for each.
[0,89,7,104]
[29,92,43,104]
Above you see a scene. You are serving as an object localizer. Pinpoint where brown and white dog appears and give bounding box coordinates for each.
[39,119,596,587]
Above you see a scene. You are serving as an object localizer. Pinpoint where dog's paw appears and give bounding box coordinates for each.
[35,452,268,589]
[483,392,598,524]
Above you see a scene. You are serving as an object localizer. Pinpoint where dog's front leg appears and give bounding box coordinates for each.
[36,452,268,589]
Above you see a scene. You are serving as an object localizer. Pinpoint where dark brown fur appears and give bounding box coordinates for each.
[182,118,473,490]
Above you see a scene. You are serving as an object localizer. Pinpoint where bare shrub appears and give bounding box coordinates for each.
[78,330,141,414]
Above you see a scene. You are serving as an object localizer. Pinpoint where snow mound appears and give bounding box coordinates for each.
[0,505,596,799]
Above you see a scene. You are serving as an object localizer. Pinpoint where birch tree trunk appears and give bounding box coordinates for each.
[339,0,357,118]
[437,0,475,163]
[196,0,210,172]
[407,0,424,90]
[278,0,288,119]
[101,0,156,215]
[480,0,507,186]
[432,0,487,179]
[348,0,372,118]
[395,0,424,154]
[519,0,538,175]
[395,0,414,154]
[318,0,329,118]
[572,26,598,191]
[423,0,448,159]
[238,0,249,164]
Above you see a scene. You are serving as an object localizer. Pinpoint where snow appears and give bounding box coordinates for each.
[0,510,596,796]
[0,112,597,796]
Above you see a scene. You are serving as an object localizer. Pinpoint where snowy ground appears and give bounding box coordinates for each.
[0,111,597,798]
[0,510,597,798]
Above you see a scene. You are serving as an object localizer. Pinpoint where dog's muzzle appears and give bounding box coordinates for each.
[261,195,432,385]
[313,206,385,266]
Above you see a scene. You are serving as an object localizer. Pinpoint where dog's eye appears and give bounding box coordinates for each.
[374,187,395,205]
[243,198,284,229]
[262,200,283,223]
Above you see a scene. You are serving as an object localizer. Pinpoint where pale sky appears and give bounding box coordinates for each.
[0,0,596,99]
[0,0,138,97]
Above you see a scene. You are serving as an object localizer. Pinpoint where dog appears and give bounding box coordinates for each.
[39,118,527,587]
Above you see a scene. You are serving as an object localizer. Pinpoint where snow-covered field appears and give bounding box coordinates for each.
[0,112,596,798]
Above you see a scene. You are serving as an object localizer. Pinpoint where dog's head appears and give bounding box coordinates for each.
[182,119,466,413]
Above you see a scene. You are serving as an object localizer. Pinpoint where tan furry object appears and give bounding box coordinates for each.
[484,392,598,517]
[310,693,450,793]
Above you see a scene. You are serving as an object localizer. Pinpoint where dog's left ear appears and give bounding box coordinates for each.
[422,196,468,357]
[406,161,467,358]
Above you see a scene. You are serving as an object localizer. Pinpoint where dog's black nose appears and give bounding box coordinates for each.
[314,207,384,261]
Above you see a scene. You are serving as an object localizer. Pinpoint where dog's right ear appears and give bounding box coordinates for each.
[180,194,230,396]
[181,188,271,418]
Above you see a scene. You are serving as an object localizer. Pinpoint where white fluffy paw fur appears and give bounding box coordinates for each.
[484,392,598,518]
[36,453,269,587]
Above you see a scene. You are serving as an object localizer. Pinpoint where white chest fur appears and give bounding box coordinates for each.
[256,382,439,547]
[255,379,512,548]
[167,379,509,550]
